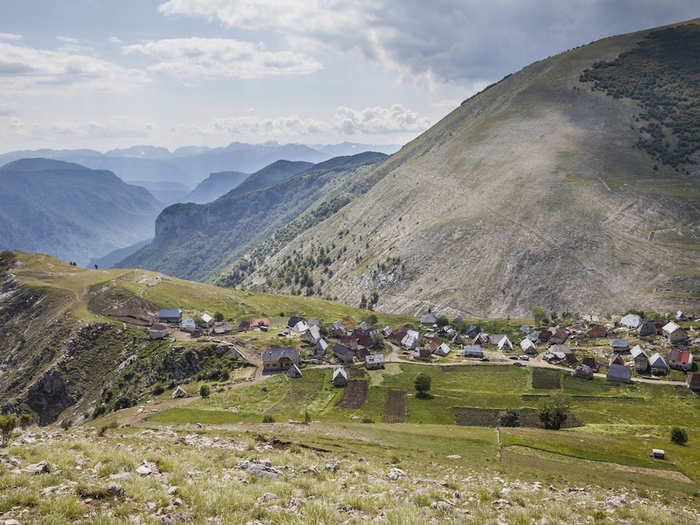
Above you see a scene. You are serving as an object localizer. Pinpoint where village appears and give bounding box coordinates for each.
[147,307,700,398]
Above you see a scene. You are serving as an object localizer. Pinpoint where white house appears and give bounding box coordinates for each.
[620,313,642,329]
[401,330,420,349]
[520,338,537,354]
[648,353,668,375]
[434,343,451,357]
[497,336,513,352]
[630,345,649,372]
[181,318,196,332]
[332,367,348,387]
[662,321,688,344]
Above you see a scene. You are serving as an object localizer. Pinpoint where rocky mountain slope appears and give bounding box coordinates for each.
[183,170,249,204]
[118,152,388,281]
[232,160,314,196]
[0,159,162,266]
[233,19,700,317]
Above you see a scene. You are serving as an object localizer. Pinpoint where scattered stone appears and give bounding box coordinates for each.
[24,461,51,474]
[173,498,183,507]
[109,472,133,481]
[5,519,21,525]
[168,486,179,495]
[136,461,158,476]
[257,493,278,504]
[236,460,283,479]
[106,482,126,498]
[447,455,462,459]
[387,468,407,480]
[324,463,339,473]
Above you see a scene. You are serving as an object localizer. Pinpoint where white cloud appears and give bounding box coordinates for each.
[122,37,322,79]
[0,41,148,92]
[157,0,700,85]
[334,105,431,135]
[0,32,22,41]
[0,115,155,142]
[108,36,123,44]
[56,36,80,44]
[178,103,432,141]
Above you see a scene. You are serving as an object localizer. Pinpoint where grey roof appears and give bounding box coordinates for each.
[333,343,353,355]
[649,353,667,368]
[620,314,642,329]
[421,313,437,324]
[333,368,348,380]
[630,345,647,359]
[527,332,539,342]
[463,345,483,357]
[611,338,629,349]
[159,308,182,318]
[607,364,632,382]
[262,347,300,362]
[365,354,385,364]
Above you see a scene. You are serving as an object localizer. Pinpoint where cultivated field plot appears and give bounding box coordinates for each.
[383,389,407,423]
[347,366,366,379]
[531,368,562,389]
[336,380,369,409]
[453,407,581,428]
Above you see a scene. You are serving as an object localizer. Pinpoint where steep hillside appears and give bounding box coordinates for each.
[233,160,314,196]
[0,158,162,266]
[0,250,404,425]
[184,170,249,204]
[119,152,388,281]
[235,20,700,317]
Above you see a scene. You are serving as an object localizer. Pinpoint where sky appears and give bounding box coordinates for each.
[0,1,697,153]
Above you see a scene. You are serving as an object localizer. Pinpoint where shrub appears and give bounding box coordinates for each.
[532,306,547,326]
[365,313,378,325]
[19,413,33,428]
[414,373,432,399]
[498,408,520,427]
[670,427,688,445]
[152,384,165,396]
[200,385,210,398]
[361,418,375,424]
[98,421,118,436]
[436,316,449,327]
[0,414,17,446]
[304,410,311,423]
[538,394,570,430]
[60,418,72,430]
[214,311,224,322]
[262,415,275,423]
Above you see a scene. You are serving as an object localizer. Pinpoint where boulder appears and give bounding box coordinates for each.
[387,468,407,480]
[24,460,51,474]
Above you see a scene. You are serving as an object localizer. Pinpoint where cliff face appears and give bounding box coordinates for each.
[119,152,389,281]
[237,21,700,317]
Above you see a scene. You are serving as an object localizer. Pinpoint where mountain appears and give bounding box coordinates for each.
[118,152,389,280]
[0,158,162,266]
[0,142,403,188]
[131,180,192,205]
[230,20,700,317]
[184,170,249,204]
[233,160,314,196]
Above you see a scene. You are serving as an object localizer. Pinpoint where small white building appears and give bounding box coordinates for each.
[630,345,649,372]
[332,367,348,387]
[149,323,169,340]
[620,314,642,329]
[648,353,668,375]
[401,330,420,349]
[520,338,537,354]
[200,313,214,328]
[662,321,688,344]
[434,343,451,357]
[497,336,513,352]
[181,318,197,332]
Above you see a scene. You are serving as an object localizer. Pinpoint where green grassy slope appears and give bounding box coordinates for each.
[238,19,700,317]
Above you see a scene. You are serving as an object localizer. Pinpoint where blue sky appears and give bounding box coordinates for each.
[0,0,696,152]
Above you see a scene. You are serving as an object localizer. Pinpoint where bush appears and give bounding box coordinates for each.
[538,394,570,430]
[436,316,449,327]
[98,421,118,436]
[365,313,378,325]
[415,373,432,399]
[19,413,33,428]
[670,427,688,445]
[214,311,224,322]
[0,414,17,446]
[60,418,72,430]
[498,408,520,427]
[200,385,210,398]
[532,306,547,326]
[361,418,375,424]
[152,384,165,396]
[262,415,275,423]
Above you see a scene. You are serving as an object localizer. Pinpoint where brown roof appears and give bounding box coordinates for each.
[669,349,692,364]
[687,374,700,391]
[150,323,168,331]
[588,325,607,338]
[251,318,270,327]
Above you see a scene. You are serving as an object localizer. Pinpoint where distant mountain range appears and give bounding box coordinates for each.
[0,142,401,191]
[0,159,162,266]
[183,170,249,204]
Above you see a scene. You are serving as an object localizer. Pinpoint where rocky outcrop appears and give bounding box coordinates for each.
[27,369,77,425]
